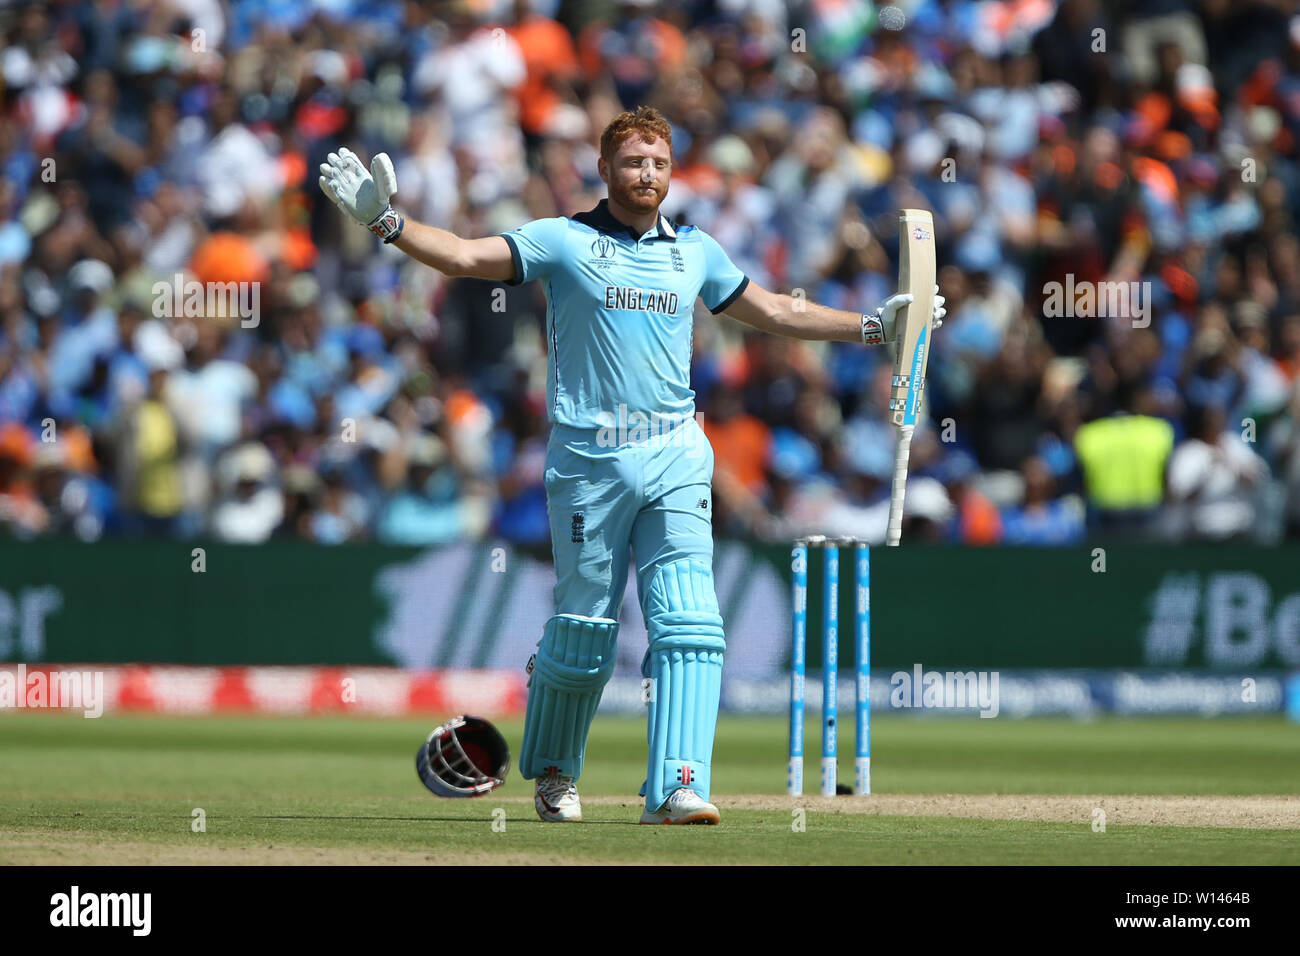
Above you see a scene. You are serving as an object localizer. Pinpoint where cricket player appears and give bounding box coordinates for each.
[320,106,944,824]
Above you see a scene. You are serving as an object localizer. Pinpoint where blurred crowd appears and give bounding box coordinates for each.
[2,0,1300,548]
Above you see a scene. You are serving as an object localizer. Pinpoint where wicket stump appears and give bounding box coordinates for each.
[787,536,870,797]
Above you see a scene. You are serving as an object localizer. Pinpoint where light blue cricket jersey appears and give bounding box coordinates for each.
[500,199,749,429]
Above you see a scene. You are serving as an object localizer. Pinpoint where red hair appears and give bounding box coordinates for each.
[600,106,673,161]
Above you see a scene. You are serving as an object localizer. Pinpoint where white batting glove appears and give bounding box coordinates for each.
[318,146,404,243]
[861,285,946,345]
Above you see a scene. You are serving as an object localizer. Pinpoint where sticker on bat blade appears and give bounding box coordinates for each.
[912,226,932,241]
[904,328,929,424]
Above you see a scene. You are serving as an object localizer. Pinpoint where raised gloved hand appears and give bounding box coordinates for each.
[318,146,404,243]
[861,284,946,345]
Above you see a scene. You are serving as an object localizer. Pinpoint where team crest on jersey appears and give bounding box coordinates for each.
[570,512,585,543]
[670,247,685,272]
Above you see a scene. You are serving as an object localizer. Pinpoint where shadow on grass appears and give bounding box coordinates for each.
[250,814,634,826]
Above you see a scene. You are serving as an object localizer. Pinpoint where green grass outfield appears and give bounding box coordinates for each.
[1,714,1297,864]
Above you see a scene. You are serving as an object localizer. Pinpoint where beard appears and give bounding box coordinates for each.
[613,178,667,213]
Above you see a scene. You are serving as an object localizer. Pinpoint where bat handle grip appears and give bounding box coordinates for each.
[886,424,914,547]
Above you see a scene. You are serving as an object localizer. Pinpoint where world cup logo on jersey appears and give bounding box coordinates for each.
[591,236,616,259]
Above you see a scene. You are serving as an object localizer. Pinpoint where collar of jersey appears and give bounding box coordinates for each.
[572,198,679,242]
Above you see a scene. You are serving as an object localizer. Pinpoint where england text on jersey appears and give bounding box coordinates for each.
[603,286,680,314]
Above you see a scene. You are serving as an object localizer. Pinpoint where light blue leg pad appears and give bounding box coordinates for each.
[642,559,726,809]
[520,614,619,781]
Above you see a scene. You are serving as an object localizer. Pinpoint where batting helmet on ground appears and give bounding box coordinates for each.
[415,715,511,798]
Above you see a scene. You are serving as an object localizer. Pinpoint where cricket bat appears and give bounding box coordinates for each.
[886,209,936,547]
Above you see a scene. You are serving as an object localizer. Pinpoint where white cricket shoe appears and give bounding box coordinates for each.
[534,770,581,822]
[639,787,720,825]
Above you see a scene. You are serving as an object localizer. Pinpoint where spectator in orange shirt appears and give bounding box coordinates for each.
[936,449,1003,545]
[577,0,687,107]
[1278,315,1300,385]
[0,422,47,537]
[701,385,772,533]
[508,0,580,141]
